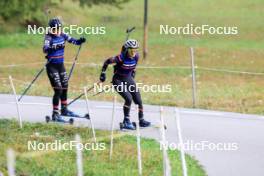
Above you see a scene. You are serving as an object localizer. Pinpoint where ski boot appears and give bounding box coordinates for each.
[45,111,74,124]
[120,118,136,130]
[139,118,151,127]
[61,107,80,117]
[52,111,66,122]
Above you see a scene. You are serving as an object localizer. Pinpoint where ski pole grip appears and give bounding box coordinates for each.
[126,27,136,33]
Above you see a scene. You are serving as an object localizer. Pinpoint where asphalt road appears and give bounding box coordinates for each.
[1,94,264,176]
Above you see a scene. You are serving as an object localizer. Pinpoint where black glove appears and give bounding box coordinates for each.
[131,70,136,78]
[78,37,86,44]
[100,72,106,82]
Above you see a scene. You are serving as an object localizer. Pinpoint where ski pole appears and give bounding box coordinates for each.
[92,89,106,97]
[67,81,101,107]
[18,41,81,102]
[18,10,51,102]
[126,26,135,40]
[68,44,82,81]
[45,9,51,23]
[91,84,113,97]
[18,62,49,101]
[67,92,85,107]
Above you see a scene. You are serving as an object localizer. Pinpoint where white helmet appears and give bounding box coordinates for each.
[124,39,139,49]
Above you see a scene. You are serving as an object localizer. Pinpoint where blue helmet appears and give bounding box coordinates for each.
[48,18,62,28]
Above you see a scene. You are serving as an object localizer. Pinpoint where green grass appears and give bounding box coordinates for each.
[0,119,206,176]
[0,0,264,115]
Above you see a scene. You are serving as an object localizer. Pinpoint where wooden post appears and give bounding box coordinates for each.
[190,47,197,108]
[143,0,148,59]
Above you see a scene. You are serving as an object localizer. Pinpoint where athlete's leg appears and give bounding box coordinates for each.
[129,77,150,127]
[46,63,63,114]
[113,77,133,118]
[59,64,69,110]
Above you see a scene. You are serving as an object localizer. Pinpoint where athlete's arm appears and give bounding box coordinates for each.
[62,33,86,45]
[102,55,123,72]
[100,55,122,82]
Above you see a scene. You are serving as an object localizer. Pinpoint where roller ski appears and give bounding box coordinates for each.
[45,111,74,124]
[139,118,167,129]
[119,118,152,130]
[129,118,167,130]
[61,107,90,120]
[120,118,136,130]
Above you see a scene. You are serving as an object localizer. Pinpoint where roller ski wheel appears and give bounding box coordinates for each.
[84,113,90,119]
[69,118,74,124]
[46,116,51,123]
[119,122,124,130]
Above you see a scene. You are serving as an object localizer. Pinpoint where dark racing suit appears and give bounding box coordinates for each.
[43,33,82,112]
[102,52,144,120]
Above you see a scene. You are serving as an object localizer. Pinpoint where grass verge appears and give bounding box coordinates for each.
[0,119,206,176]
